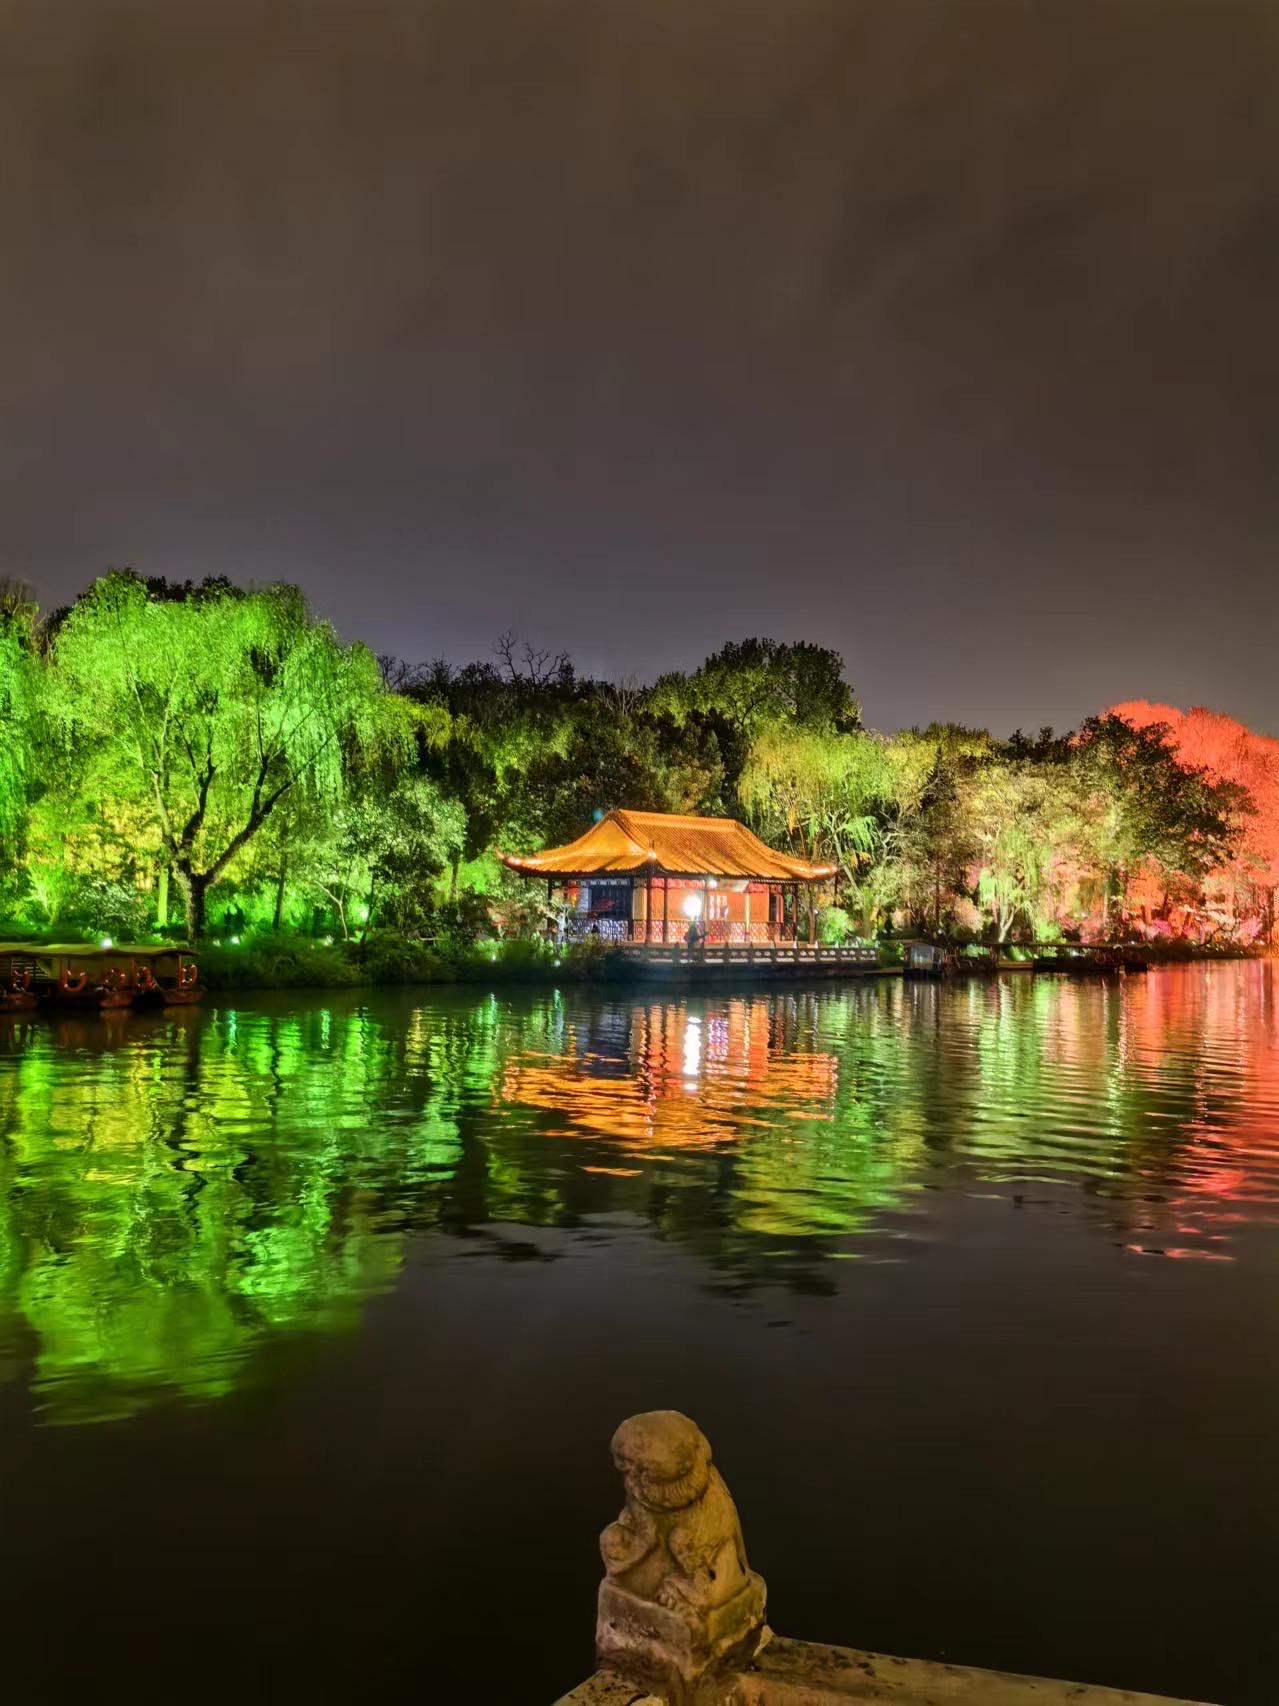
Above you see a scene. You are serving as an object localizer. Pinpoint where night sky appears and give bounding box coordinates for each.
[5,1,1278,734]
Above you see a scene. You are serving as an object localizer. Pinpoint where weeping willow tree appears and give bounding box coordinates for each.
[739,725,967,933]
[738,725,905,931]
[961,762,1078,941]
[47,572,424,936]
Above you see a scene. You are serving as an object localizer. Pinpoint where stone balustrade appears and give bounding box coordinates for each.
[554,1412,1214,1706]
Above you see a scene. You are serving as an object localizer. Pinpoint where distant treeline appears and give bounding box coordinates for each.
[0,571,1275,948]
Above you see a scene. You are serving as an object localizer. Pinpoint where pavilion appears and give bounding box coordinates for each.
[499,809,836,945]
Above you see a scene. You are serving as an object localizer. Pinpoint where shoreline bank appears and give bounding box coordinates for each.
[195,939,1272,993]
[3,931,1268,999]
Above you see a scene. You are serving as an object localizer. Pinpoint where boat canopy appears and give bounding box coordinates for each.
[0,943,196,958]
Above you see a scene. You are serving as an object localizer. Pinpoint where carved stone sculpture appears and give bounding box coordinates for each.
[595,1411,769,1704]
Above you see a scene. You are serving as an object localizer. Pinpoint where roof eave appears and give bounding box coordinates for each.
[502,862,835,882]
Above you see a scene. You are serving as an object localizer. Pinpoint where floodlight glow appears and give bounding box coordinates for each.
[99,936,113,948]
[682,893,702,919]
[683,1015,702,1077]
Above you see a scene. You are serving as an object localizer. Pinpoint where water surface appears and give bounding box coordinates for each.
[1,966,1277,1702]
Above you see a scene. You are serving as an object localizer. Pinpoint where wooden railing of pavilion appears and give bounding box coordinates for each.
[558,917,807,946]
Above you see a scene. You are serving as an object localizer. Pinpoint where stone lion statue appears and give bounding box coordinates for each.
[596,1410,768,1700]
[601,1410,754,1611]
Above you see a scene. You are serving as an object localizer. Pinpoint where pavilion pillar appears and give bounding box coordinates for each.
[645,868,653,946]
[703,875,710,945]
[662,875,669,945]
[744,884,751,944]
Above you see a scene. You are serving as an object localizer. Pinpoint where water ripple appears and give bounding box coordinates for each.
[1,963,1277,1420]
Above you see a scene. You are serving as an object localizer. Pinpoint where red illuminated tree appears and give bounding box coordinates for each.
[1108,702,1279,940]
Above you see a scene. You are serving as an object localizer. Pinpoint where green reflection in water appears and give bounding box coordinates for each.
[1,966,1276,1423]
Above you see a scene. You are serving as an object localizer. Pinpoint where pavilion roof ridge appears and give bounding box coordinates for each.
[611,809,742,827]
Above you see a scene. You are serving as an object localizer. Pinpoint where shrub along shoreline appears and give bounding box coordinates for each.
[194,933,1260,992]
[0,928,1260,995]
[198,933,642,988]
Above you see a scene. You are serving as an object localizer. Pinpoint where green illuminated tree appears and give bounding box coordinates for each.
[0,584,38,859]
[655,639,859,740]
[653,639,859,804]
[411,648,724,880]
[46,572,420,936]
[887,726,989,933]
[739,726,885,872]
[964,761,1074,940]
[739,723,970,935]
[305,771,466,937]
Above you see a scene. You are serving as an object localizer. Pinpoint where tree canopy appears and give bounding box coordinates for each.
[0,580,1272,947]
[44,572,420,934]
[0,601,36,856]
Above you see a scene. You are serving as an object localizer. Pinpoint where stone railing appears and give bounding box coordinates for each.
[554,1412,1214,1706]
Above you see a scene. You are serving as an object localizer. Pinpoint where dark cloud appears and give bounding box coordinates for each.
[3,0,1277,732]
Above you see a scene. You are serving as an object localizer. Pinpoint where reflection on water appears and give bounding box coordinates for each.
[1,964,1277,1422]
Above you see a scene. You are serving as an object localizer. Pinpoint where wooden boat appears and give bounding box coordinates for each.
[36,946,136,1010]
[0,947,40,1013]
[130,947,204,1006]
[0,943,204,1012]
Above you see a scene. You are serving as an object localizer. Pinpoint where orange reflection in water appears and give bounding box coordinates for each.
[496,998,838,1150]
[1117,964,1279,1246]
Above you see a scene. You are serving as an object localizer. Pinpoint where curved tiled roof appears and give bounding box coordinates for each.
[499,809,836,881]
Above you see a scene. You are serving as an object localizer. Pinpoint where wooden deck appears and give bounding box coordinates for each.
[612,942,887,981]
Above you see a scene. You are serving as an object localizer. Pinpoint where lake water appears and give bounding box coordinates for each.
[1,965,1277,1703]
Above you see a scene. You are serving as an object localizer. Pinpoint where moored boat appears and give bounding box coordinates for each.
[132,947,204,1006]
[39,946,136,1010]
[0,944,204,1013]
[903,941,951,978]
[0,948,40,1013]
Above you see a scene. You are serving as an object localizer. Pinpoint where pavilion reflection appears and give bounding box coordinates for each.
[496,997,839,1150]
